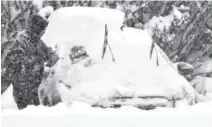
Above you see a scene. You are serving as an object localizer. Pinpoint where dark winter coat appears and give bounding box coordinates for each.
[1,14,59,109]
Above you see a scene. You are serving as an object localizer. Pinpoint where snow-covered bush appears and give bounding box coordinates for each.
[148,2,212,64]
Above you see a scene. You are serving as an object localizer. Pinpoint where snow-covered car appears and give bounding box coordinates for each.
[40,7,199,109]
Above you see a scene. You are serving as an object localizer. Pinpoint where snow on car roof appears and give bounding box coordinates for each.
[47,7,124,22]
[42,7,124,50]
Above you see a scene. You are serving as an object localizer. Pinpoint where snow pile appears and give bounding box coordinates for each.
[53,34,195,106]
[42,7,124,51]
[55,38,168,106]
[41,7,199,107]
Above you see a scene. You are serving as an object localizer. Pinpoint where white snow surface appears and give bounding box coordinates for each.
[1,101,212,127]
[1,85,17,109]
[2,100,212,115]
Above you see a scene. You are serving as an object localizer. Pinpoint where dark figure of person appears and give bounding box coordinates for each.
[1,13,59,109]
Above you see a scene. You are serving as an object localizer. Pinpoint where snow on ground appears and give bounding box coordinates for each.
[1,100,212,127]
[2,100,212,116]
[1,85,17,109]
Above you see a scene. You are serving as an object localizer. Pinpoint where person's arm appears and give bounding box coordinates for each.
[2,40,25,94]
[39,40,59,67]
[27,6,54,41]
[45,47,59,67]
[26,14,49,42]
